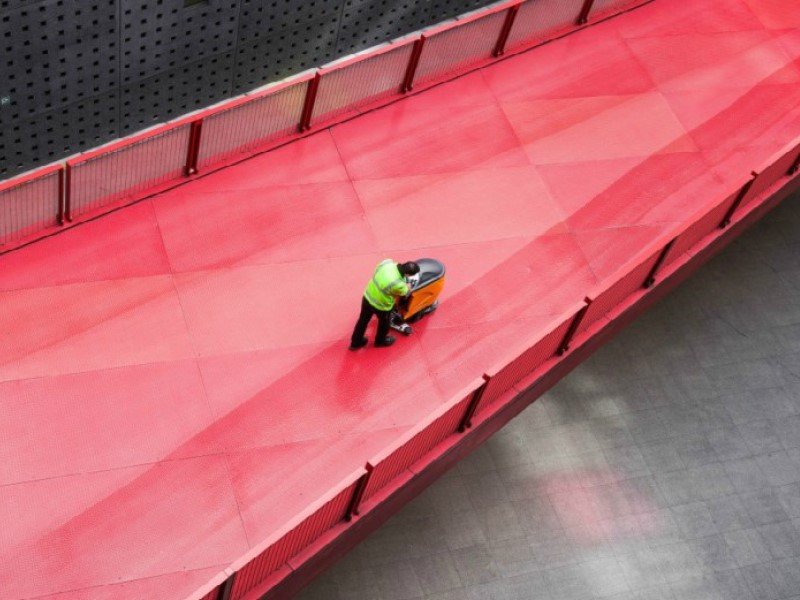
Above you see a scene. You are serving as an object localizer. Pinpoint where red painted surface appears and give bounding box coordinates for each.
[1,1,800,598]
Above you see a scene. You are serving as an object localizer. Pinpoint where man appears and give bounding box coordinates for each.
[350,260,420,349]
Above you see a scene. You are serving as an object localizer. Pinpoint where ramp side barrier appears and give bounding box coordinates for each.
[577,248,664,336]
[589,0,654,20]
[662,188,744,268]
[197,73,314,171]
[739,139,800,211]
[412,2,515,86]
[357,383,482,507]
[225,468,365,600]
[312,39,417,125]
[1,0,652,254]
[65,121,194,221]
[506,0,585,50]
[474,310,581,417]
[0,164,62,248]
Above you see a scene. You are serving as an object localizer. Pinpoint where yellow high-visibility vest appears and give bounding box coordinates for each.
[364,259,409,311]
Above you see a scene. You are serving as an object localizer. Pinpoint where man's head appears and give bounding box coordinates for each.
[398,261,420,276]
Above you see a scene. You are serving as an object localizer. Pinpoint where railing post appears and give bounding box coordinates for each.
[184,119,203,176]
[63,163,73,222]
[789,150,800,176]
[217,572,236,600]
[299,72,322,132]
[493,4,520,58]
[719,173,757,228]
[346,465,373,521]
[57,166,66,225]
[558,298,592,355]
[402,37,426,93]
[644,238,677,288]
[458,376,490,432]
[577,0,596,24]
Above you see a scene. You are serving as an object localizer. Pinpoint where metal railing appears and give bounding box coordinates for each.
[0,0,653,254]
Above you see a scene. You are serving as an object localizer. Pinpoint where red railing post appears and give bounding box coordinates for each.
[57,166,66,225]
[493,5,520,57]
[345,465,373,521]
[63,163,73,222]
[217,573,235,600]
[644,238,677,288]
[558,298,592,355]
[720,173,757,228]
[299,72,322,132]
[577,0,596,24]
[402,37,426,93]
[789,150,800,176]
[184,119,204,176]
[458,376,490,432]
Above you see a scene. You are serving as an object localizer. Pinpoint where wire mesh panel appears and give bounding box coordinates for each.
[662,191,739,267]
[229,478,358,600]
[741,141,800,211]
[506,0,583,51]
[476,315,573,416]
[313,43,415,124]
[579,250,661,334]
[68,125,192,219]
[415,9,508,84]
[0,166,61,247]
[361,393,473,503]
[197,79,309,171]
[588,0,651,20]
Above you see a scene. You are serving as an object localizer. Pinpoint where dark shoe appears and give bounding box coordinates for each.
[349,337,368,350]
[375,336,396,347]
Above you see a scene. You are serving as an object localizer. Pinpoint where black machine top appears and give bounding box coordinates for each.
[411,258,445,291]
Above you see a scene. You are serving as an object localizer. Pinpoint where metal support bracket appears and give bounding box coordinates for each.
[577,0,596,24]
[346,465,374,521]
[458,376,490,432]
[558,298,592,355]
[720,173,757,228]
[299,72,322,132]
[184,119,204,176]
[644,238,677,288]
[402,37,426,93]
[493,5,520,58]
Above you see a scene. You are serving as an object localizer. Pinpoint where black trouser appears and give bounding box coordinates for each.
[351,297,392,344]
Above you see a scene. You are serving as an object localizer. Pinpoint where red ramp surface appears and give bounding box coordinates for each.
[2,0,800,598]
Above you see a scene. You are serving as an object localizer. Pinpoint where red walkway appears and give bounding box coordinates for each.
[2,1,800,598]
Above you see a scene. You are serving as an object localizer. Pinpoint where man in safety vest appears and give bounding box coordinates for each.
[350,260,421,349]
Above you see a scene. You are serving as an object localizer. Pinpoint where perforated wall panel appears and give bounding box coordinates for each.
[335,0,431,56]
[0,0,44,11]
[1,91,118,178]
[237,0,342,45]
[233,16,338,94]
[120,52,234,134]
[120,0,239,83]
[334,0,486,56]
[0,0,119,121]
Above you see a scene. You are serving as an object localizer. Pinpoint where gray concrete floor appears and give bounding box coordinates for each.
[297,193,800,600]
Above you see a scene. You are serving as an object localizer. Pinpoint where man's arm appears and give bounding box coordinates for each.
[392,279,410,298]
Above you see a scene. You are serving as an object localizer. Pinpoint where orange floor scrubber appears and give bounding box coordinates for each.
[390,258,446,335]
